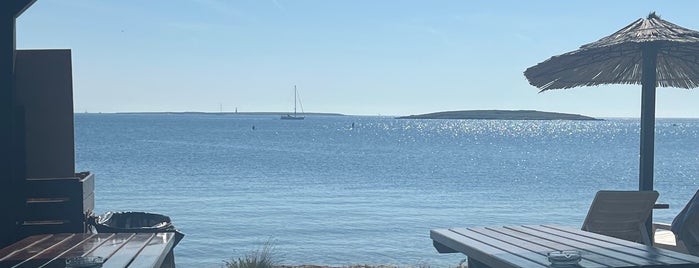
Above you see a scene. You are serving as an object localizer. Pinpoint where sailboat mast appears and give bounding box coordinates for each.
[294,85,297,116]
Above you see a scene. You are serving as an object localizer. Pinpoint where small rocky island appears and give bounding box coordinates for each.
[396,110,601,120]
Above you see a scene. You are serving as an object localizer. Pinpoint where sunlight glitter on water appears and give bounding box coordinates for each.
[75,114,699,267]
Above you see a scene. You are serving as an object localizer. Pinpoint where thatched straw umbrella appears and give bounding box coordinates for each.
[525,12,699,239]
[525,12,699,191]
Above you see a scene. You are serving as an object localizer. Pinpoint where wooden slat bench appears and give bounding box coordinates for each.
[0,232,174,268]
[431,225,699,268]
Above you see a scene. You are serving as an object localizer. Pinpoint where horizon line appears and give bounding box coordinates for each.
[74,111,699,119]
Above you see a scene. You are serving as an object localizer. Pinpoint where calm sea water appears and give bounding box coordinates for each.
[74,114,699,267]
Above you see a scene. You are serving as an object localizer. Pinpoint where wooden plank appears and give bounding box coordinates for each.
[476,227,607,268]
[490,226,632,267]
[84,233,136,260]
[450,228,561,267]
[127,232,174,268]
[0,234,73,266]
[80,172,94,199]
[13,234,92,268]
[0,234,52,261]
[431,229,529,268]
[25,177,81,198]
[518,225,664,266]
[539,225,699,264]
[41,233,115,267]
[1,232,170,268]
[19,221,84,237]
[514,225,674,266]
[542,225,699,264]
[23,199,81,220]
[82,191,94,212]
[101,233,154,268]
[431,228,547,268]
[0,233,74,267]
[433,241,457,253]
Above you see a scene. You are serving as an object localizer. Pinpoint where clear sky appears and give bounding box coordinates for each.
[15,0,699,117]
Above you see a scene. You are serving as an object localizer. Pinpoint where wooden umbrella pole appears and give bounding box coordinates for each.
[639,43,658,192]
[640,43,658,243]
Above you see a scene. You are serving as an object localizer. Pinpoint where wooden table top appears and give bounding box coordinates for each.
[431,225,699,268]
[0,232,174,268]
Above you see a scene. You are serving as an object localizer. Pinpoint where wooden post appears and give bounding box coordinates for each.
[0,3,18,249]
[0,0,37,247]
[640,42,658,243]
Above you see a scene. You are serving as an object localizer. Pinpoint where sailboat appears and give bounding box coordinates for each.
[281,85,305,120]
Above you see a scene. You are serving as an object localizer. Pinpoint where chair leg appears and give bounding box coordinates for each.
[640,223,652,246]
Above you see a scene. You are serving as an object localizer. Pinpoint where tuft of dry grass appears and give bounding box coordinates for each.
[223,241,277,268]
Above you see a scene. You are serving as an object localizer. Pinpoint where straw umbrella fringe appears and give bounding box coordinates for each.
[525,12,699,91]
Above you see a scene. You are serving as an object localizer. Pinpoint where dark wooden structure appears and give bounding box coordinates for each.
[20,172,95,238]
[0,0,38,248]
[432,225,699,268]
[12,47,94,237]
[0,232,175,268]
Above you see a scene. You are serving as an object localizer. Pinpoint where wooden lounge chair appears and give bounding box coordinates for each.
[581,190,659,246]
[654,189,699,255]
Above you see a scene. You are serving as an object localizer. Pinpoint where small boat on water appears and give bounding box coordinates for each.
[281,85,305,120]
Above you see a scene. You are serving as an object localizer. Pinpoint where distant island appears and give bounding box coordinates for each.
[396,110,601,120]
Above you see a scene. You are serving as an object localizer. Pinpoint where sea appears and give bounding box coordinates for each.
[74,113,699,268]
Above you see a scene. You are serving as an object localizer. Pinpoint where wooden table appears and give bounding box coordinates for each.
[431,225,699,268]
[0,232,175,268]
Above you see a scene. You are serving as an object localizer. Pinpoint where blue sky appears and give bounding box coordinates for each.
[16,0,699,117]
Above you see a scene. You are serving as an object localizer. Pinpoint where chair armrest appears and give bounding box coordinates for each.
[653,203,670,209]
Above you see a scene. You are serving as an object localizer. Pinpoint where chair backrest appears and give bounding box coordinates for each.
[581,190,659,245]
[672,189,699,255]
